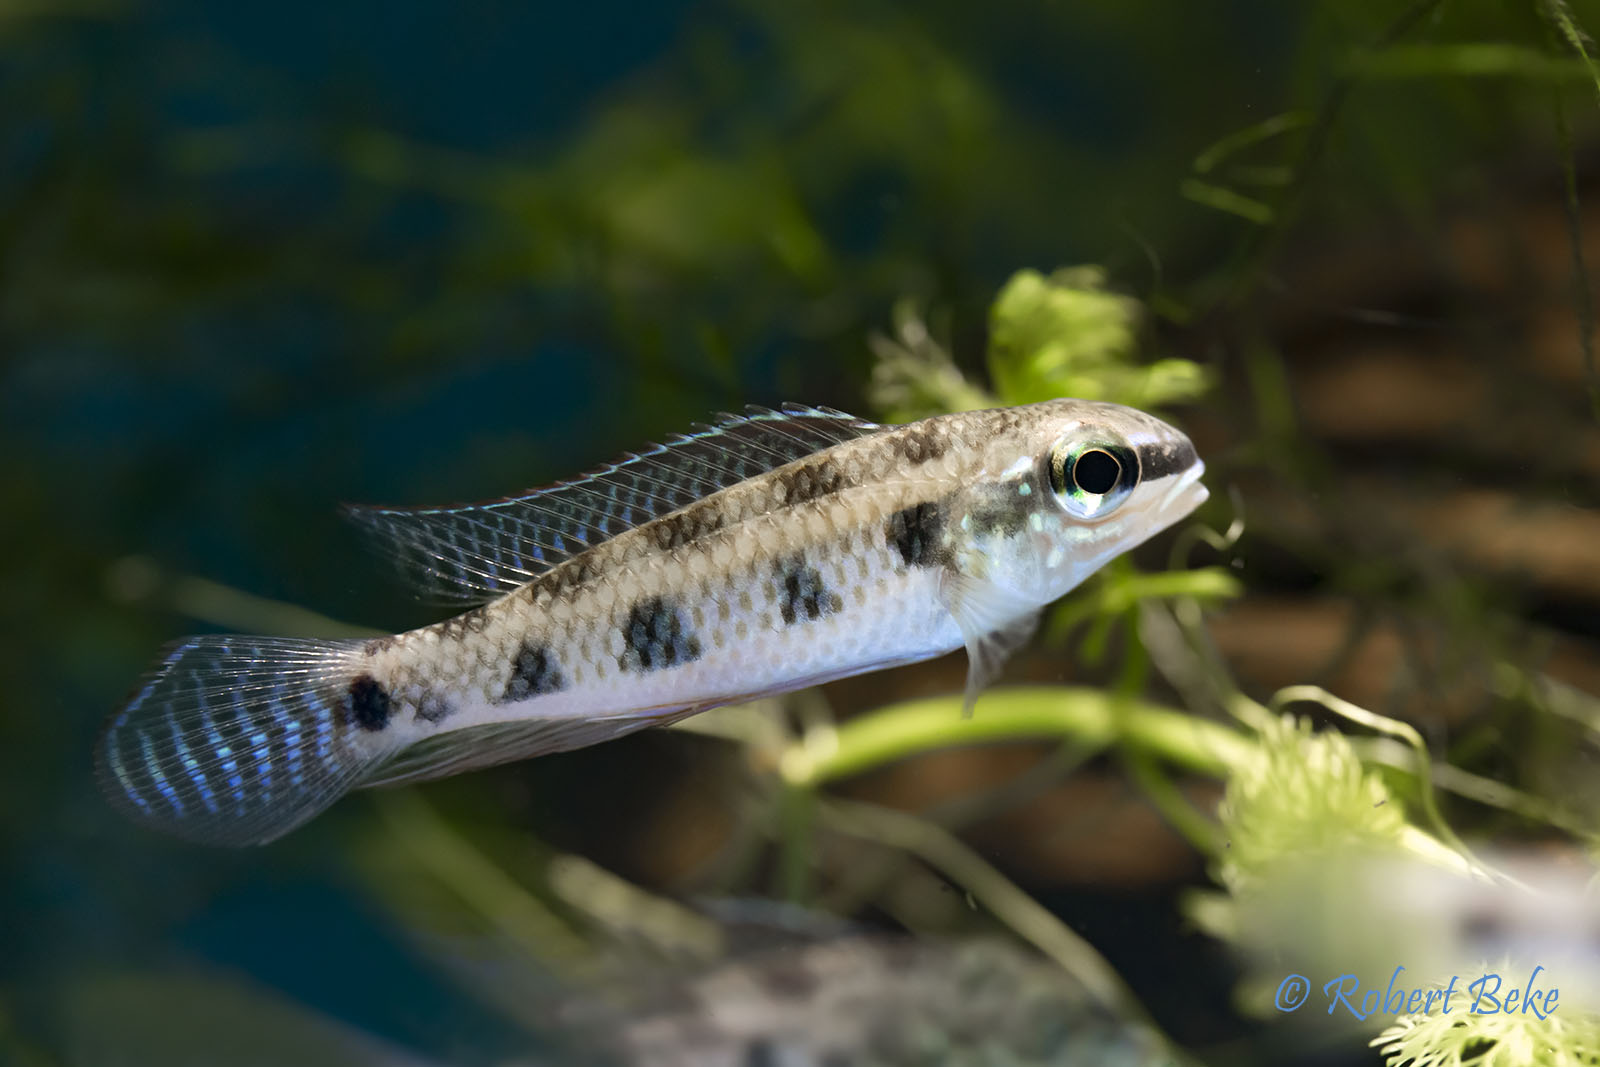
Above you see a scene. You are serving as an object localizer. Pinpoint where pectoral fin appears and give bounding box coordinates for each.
[938,570,1042,716]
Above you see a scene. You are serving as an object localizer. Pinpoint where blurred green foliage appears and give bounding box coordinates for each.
[988,268,1211,410]
[870,266,1213,421]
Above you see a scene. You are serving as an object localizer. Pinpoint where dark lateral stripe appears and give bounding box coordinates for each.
[645,452,861,553]
[526,555,601,601]
[775,456,851,507]
[1140,438,1197,481]
[499,641,567,703]
[523,454,869,602]
[438,605,492,640]
[886,501,947,568]
[893,425,949,465]
[651,504,727,552]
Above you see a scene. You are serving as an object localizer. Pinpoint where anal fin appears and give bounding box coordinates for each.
[359,707,706,789]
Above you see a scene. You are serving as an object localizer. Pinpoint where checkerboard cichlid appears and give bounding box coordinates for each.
[97,400,1208,845]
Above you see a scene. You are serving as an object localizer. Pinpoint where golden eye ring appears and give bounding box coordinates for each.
[1049,435,1137,519]
[1072,448,1121,495]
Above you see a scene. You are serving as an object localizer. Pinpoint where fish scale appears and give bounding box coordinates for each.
[97,399,1208,845]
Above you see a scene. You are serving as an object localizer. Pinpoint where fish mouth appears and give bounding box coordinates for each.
[1158,459,1209,518]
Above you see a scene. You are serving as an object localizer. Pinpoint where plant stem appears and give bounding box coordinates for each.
[782,687,1253,789]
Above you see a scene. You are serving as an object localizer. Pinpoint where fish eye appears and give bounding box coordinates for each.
[1048,434,1138,520]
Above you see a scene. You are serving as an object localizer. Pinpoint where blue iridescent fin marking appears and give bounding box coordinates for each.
[342,404,879,603]
[96,636,392,846]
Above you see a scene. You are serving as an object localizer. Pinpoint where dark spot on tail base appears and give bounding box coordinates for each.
[346,674,391,732]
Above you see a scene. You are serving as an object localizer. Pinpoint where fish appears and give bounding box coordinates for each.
[96,399,1208,846]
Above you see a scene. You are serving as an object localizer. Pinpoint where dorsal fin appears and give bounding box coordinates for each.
[343,404,880,603]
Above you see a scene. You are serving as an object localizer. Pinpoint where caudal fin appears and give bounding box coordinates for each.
[96,636,393,846]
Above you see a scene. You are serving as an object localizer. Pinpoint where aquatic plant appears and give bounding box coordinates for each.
[1374,998,1600,1067]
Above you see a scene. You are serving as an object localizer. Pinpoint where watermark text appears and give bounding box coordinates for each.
[1274,965,1559,1021]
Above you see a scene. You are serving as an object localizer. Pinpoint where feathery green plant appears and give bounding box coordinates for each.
[1373,1000,1600,1067]
[1215,714,1411,894]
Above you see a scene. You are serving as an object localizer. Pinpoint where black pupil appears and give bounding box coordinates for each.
[1072,449,1121,495]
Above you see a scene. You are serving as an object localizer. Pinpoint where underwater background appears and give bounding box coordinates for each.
[6,1,1600,1064]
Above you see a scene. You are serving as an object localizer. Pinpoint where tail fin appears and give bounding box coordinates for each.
[96,636,395,846]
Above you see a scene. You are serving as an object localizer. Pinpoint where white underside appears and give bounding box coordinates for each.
[420,563,963,737]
